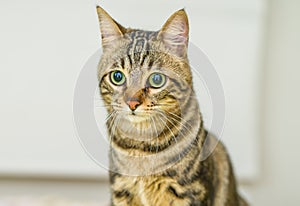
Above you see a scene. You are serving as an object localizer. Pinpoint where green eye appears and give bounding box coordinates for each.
[148,73,166,88]
[110,71,126,86]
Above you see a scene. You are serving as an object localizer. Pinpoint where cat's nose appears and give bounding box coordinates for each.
[126,99,141,111]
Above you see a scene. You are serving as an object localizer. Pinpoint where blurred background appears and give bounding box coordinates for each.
[0,0,299,205]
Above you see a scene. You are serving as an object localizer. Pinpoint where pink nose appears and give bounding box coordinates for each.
[126,100,141,111]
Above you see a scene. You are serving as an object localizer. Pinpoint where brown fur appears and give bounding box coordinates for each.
[96,6,248,206]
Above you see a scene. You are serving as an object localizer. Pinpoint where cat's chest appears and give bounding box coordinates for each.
[112,175,191,206]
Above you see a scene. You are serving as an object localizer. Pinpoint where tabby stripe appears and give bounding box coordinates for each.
[127,54,132,68]
[120,58,125,69]
[140,49,149,67]
[114,190,131,198]
[182,95,197,116]
[101,91,111,96]
[165,132,200,166]
[178,129,206,186]
[140,39,150,65]
[147,58,154,69]
[111,123,180,153]
[109,171,121,184]
[168,186,185,199]
[170,77,189,93]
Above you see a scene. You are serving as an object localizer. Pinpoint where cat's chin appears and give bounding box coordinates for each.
[116,113,166,140]
[125,113,149,122]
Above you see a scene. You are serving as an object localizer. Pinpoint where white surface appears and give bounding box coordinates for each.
[0,0,265,180]
[242,0,300,205]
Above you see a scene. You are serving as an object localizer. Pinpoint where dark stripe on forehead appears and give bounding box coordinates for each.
[120,58,125,69]
[148,58,154,69]
[130,39,148,65]
[127,54,132,68]
[112,62,120,69]
[125,30,157,68]
[147,56,162,70]
[140,44,150,66]
[135,38,145,53]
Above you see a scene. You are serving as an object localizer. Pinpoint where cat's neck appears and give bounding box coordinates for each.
[109,109,205,176]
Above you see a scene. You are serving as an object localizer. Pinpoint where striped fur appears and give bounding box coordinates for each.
[96,6,248,206]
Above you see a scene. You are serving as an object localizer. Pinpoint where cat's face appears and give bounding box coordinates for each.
[97,7,193,140]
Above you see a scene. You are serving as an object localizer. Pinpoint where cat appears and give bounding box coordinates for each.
[96,6,248,206]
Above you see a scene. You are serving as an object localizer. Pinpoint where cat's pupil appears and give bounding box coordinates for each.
[113,71,123,82]
[152,74,163,85]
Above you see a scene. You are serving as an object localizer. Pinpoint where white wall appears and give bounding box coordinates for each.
[242,0,300,205]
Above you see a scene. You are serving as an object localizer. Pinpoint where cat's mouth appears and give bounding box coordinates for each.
[125,111,151,122]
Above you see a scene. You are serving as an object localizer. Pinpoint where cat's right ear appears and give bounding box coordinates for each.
[96,6,126,51]
[158,9,189,58]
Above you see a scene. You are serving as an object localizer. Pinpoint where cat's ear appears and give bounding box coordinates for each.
[158,9,189,58]
[96,6,126,51]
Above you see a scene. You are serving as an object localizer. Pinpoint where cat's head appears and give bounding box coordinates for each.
[97,6,196,141]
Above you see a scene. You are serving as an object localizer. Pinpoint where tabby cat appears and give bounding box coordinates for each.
[96,6,248,206]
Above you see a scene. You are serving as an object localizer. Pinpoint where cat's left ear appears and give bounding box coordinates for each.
[158,9,189,58]
[96,6,127,51]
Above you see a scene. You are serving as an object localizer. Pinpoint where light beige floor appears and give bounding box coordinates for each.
[0,178,253,206]
[0,178,110,205]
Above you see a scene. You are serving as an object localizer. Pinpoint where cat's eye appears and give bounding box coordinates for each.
[148,73,166,88]
[110,70,126,86]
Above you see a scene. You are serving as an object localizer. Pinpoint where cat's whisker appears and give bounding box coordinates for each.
[166,111,194,130]
[107,111,121,147]
[155,113,178,144]
[94,103,122,108]
[110,115,122,148]
[156,114,175,148]
[155,115,170,147]
[150,116,159,154]
[156,109,200,148]
[165,111,200,145]
[155,112,182,160]
[154,103,173,107]
[103,112,123,147]
[105,111,116,122]
[148,116,155,153]
[161,116,193,152]
[93,97,106,101]
[166,112,199,144]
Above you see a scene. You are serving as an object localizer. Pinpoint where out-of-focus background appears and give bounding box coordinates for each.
[0,0,299,205]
